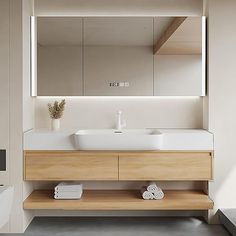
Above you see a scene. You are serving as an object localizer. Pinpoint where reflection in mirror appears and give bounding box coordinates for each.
[84,17,154,96]
[37,17,83,96]
[153,17,205,96]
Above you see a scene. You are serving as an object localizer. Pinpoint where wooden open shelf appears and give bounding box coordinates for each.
[24,190,213,210]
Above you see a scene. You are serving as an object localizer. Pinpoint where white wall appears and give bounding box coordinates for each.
[0,0,10,232]
[207,0,236,222]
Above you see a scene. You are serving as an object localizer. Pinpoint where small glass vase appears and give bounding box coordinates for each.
[51,118,60,131]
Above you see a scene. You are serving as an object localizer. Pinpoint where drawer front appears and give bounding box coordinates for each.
[25,151,118,181]
[119,152,213,181]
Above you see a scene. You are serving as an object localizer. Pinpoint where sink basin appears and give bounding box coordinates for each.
[74,129,163,150]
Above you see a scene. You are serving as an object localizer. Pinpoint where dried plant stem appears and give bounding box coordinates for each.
[48,99,66,119]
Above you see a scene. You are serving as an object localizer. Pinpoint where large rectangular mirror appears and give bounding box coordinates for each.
[31,16,206,96]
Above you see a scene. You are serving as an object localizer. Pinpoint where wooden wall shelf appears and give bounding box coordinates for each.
[24,190,213,211]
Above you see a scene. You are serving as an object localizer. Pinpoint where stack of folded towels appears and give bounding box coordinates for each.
[54,182,83,200]
[141,182,164,200]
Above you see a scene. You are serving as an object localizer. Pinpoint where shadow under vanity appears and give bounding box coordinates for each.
[24,15,213,219]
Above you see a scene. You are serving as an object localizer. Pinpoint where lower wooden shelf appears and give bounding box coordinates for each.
[23,190,213,210]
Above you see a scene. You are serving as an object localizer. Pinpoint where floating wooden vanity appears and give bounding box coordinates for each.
[23,150,214,211]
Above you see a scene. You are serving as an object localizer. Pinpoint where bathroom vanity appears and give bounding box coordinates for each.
[23,129,214,211]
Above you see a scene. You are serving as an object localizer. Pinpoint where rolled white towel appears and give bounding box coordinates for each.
[141,186,154,200]
[152,190,164,200]
[146,182,161,193]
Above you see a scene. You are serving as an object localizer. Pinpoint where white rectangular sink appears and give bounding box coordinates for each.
[24,129,213,151]
[74,129,163,150]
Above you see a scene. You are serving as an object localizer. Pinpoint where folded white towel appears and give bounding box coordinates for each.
[55,182,83,192]
[55,191,82,195]
[54,196,81,200]
[152,190,164,200]
[146,182,161,193]
[54,191,82,200]
[141,186,154,200]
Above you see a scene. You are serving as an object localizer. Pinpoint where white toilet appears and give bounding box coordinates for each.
[0,186,14,228]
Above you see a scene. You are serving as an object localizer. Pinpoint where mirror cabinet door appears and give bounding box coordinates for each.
[37,17,83,96]
[33,16,206,96]
[83,17,154,96]
[153,16,206,96]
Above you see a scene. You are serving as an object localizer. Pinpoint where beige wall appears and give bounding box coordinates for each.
[35,97,203,129]
[35,0,202,16]
[22,0,35,231]
[207,0,236,221]
[0,0,10,184]
[0,0,34,233]
[23,0,35,132]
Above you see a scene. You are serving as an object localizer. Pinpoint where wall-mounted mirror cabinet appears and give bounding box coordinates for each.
[31,16,206,96]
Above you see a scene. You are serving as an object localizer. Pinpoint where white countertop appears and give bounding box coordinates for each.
[24,128,214,151]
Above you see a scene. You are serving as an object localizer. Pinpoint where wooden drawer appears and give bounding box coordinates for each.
[119,152,213,181]
[24,151,118,181]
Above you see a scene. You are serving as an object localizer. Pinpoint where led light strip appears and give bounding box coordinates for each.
[202,16,207,96]
[36,96,201,100]
[30,16,37,96]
